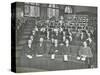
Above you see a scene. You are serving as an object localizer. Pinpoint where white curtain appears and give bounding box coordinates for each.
[25,3,40,17]
[65,6,72,14]
[48,4,59,18]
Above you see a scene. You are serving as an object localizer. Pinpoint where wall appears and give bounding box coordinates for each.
[16,2,24,18]
[73,6,97,14]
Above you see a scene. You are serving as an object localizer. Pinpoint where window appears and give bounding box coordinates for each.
[65,6,72,14]
[24,3,40,17]
[48,4,59,18]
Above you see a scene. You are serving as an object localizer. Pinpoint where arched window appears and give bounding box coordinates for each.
[47,4,59,18]
[35,3,40,17]
[65,6,72,14]
[24,3,40,17]
[24,3,30,16]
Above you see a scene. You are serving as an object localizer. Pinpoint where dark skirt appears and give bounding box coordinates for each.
[36,42,46,54]
[49,45,58,54]
[79,47,93,58]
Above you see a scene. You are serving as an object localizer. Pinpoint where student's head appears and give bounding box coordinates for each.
[42,27,46,32]
[40,37,43,43]
[60,16,64,20]
[35,26,38,31]
[65,39,69,45]
[46,19,49,23]
[28,39,32,46]
[83,41,87,47]
[60,27,63,32]
[30,35,33,40]
[54,39,58,46]
[51,38,54,43]
[88,37,92,43]
[32,30,35,35]
[55,39,58,43]
[54,28,58,32]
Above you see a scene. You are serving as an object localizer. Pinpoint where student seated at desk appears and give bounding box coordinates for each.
[36,37,46,57]
[49,39,59,60]
[77,41,93,67]
[62,39,71,62]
